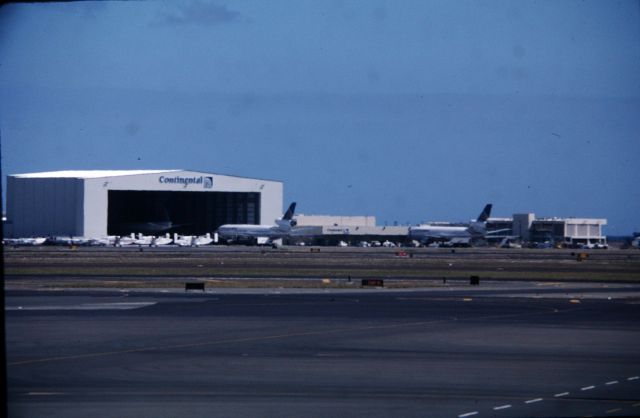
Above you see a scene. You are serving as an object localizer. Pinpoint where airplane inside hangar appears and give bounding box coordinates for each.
[107,190,261,236]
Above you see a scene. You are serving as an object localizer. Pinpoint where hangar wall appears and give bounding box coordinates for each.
[7,176,84,237]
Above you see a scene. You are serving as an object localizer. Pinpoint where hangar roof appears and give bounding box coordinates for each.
[12,170,181,179]
[11,170,281,182]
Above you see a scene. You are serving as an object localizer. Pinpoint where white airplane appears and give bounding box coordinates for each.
[128,233,153,246]
[409,204,499,246]
[192,233,214,247]
[216,202,297,245]
[173,233,194,247]
[88,236,118,246]
[152,234,173,246]
[115,233,137,246]
[3,237,47,246]
[49,236,92,246]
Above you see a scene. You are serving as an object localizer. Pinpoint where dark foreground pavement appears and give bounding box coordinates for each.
[6,288,640,417]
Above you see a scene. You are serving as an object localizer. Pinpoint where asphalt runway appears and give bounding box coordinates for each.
[6,286,640,417]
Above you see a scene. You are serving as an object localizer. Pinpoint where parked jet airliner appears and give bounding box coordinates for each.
[216,202,297,244]
[409,204,498,245]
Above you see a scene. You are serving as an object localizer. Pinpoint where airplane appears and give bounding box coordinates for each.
[3,237,47,246]
[49,236,92,246]
[152,233,173,247]
[110,207,190,235]
[115,233,137,247]
[408,204,502,246]
[111,220,188,235]
[192,233,214,247]
[112,233,154,247]
[216,202,297,245]
[173,233,194,247]
[88,236,118,246]
[172,233,214,247]
[133,234,154,246]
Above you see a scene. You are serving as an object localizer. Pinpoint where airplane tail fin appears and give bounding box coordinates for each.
[468,204,492,236]
[282,202,296,220]
[476,204,492,222]
[276,202,297,230]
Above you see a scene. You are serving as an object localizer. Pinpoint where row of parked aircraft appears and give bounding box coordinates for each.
[215,202,506,246]
[3,233,215,247]
[3,203,512,248]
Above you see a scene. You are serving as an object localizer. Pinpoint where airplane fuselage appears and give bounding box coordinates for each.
[216,224,289,240]
[216,202,297,244]
[409,225,471,240]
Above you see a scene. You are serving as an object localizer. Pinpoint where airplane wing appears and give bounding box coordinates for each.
[486,228,512,235]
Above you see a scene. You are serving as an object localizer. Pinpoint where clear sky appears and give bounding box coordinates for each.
[1,0,639,234]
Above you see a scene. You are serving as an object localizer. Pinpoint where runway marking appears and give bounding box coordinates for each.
[628,376,639,381]
[12,389,585,401]
[605,408,622,414]
[458,412,478,417]
[395,297,478,303]
[493,404,511,410]
[6,302,157,311]
[605,381,618,385]
[581,386,595,391]
[27,392,65,396]
[525,398,543,404]
[554,392,569,397]
[7,304,580,367]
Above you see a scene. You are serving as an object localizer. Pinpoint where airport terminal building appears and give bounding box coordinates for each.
[5,170,283,238]
[290,214,409,246]
[292,214,607,247]
[527,217,607,246]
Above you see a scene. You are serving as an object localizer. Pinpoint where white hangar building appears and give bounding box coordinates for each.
[6,170,283,238]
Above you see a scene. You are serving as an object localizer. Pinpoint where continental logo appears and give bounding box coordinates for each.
[158,176,213,189]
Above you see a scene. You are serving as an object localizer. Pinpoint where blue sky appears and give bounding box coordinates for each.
[1,0,639,234]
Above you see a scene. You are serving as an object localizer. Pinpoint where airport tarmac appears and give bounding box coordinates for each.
[6,284,640,418]
[5,246,640,285]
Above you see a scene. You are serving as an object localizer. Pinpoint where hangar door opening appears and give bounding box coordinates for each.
[107,191,260,236]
